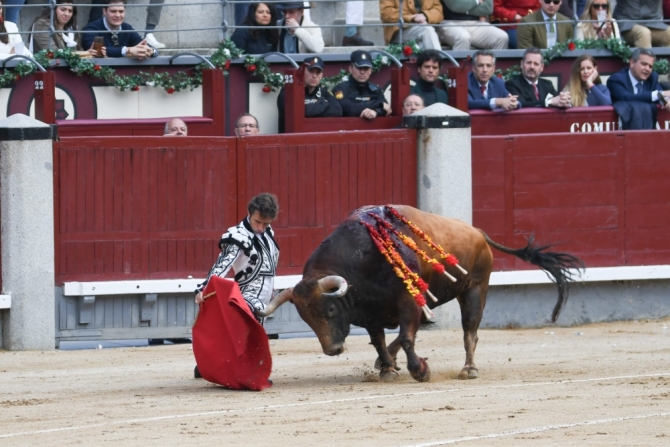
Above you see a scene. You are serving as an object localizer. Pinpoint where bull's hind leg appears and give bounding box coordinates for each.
[457,284,488,380]
[367,326,399,381]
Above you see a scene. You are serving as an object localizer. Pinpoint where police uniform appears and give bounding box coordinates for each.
[332,50,389,118]
[276,56,343,133]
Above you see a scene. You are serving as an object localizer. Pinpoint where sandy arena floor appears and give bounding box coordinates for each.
[1,319,669,446]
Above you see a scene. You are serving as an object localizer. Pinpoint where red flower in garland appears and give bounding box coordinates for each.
[93,65,101,71]
[14,75,20,81]
[262,85,271,93]
[131,86,140,91]
[497,74,503,79]
[224,59,231,70]
[567,42,576,51]
[402,46,413,57]
[47,51,54,59]
[247,64,257,72]
[166,87,175,94]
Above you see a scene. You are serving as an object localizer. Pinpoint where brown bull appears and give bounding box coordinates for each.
[259,205,584,382]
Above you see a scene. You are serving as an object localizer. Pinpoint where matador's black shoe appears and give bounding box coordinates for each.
[194,365,202,379]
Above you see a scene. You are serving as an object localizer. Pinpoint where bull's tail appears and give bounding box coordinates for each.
[482,232,585,322]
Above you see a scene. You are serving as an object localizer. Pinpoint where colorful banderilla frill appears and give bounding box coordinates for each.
[362,222,434,320]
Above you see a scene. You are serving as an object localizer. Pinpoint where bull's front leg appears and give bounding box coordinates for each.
[374,335,402,371]
[366,326,398,381]
[397,297,431,383]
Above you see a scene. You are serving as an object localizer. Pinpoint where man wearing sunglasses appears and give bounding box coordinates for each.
[83,0,158,59]
[517,0,574,48]
[613,0,670,48]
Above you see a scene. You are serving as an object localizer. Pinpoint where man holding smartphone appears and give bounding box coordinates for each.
[83,0,158,59]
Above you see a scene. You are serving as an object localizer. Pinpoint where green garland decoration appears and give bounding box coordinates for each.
[494,38,669,80]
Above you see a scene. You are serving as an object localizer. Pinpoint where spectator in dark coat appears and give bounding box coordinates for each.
[468,49,520,110]
[231,2,279,54]
[613,0,670,47]
[563,55,611,107]
[410,50,448,107]
[505,47,571,108]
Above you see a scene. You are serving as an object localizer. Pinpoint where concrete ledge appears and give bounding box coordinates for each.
[490,265,670,286]
[0,295,10,309]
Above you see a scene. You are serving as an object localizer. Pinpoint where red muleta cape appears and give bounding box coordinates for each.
[192,276,272,391]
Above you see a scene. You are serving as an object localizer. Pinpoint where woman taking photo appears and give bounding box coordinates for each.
[564,55,611,107]
[0,0,29,59]
[231,2,279,54]
[576,0,620,40]
[30,0,97,54]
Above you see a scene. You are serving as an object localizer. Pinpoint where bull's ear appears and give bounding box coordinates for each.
[257,288,293,317]
[319,276,348,298]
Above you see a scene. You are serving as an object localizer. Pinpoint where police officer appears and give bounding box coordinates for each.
[332,50,392,119]
[277,56,343,133]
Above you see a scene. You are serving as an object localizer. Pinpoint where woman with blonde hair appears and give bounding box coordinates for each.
[576,0,620,40]
[564,54,611,107]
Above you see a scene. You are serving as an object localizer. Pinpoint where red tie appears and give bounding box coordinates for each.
[480,85,486,97]
[532,83,539,100]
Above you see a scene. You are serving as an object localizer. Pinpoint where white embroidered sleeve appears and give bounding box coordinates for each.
[195,244,241,293]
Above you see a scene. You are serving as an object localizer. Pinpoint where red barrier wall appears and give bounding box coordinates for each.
[472,131,670,271]
[53,130,417,284]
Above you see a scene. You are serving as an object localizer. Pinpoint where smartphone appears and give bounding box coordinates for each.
[94,36,104,56]
[597,10,607,26]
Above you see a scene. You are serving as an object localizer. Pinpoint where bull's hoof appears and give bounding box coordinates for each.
[458,367,479,380]
[410,358,431,382]
[374,356,400,371]
[379,369,399,382]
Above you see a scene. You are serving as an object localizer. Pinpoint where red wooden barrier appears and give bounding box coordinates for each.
[34,71,56,124]
[283,65,410,133]
[53,68,227,137]
[446,64,468,113]
[472,131,670,271]
[53,129,417,283]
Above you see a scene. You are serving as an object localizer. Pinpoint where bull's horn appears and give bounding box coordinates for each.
[257,288,294,317]
[319,276,348,298]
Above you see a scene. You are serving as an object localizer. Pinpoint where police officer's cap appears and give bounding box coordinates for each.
[303,56,324,71]
[350,50,373,68]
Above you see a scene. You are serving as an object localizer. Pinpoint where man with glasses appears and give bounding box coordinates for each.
[402,94,425,115]
[332,50,392,120]
[276,56,343,133]
[517,0,573,48]
[235,114,260,136]
[83,0,158,59]
[613,0,670,47]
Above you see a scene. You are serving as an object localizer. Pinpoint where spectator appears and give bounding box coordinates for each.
[438,0,509,50]
[380,0,443,49]
[277,56,343,133]
[2,0,22,25]
[231,2,279,54]
[30,0,98,54]
[576,0,620,40]
[276,2,324,53]
[402,94,425,115]
[607,48,670,128]
[83,0,158,59]
[164,118,188,136]
[235,113,261,136]
[493,0,540,49]
[505,47,571,108]
[88,0,166,49]
[613,0,670,48]
[563,55,611,106]
[0,0,30,59]
[343,2,374,46]
[332,50,392,119]
[410,49,448,106]
[517,0,574,48]
[468,49,520,110]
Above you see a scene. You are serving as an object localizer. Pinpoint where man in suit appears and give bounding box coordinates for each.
[614,0,670,48]
[468,50,520,110]
[505,47,571,108]
[607,48,670,127]
[517,0,574,49]
[83,0,158,59]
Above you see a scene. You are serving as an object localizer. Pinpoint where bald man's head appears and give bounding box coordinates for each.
[164,118,188,136]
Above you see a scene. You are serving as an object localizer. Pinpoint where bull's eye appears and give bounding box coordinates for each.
[327,304,336,318]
